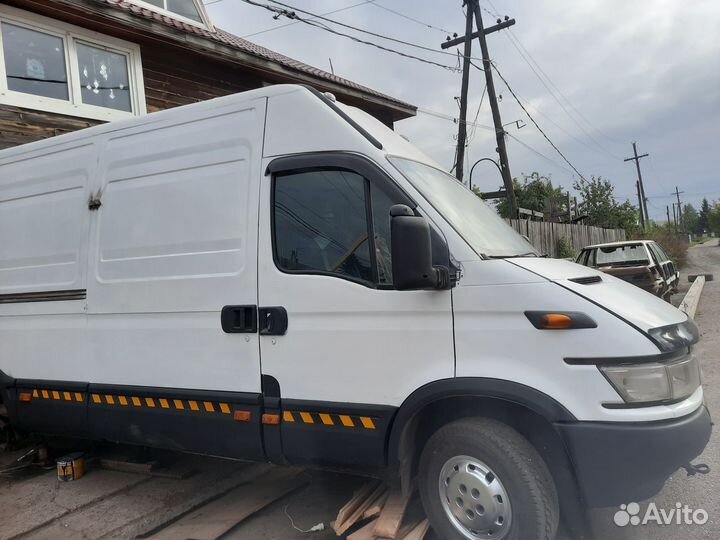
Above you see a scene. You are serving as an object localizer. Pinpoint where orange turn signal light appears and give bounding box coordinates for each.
[524,311,597,330]
[262,413,281,425]
[19,392,32,402]
[233,410,252,423]
[541,313,574,329]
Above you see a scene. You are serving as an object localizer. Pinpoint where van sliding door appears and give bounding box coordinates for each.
[84,98,267,460]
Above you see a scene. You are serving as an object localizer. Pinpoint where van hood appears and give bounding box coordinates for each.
[508,258,687,332]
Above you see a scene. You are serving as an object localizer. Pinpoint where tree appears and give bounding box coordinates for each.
[708,201,720,235]
[573,176,639,232]
[680,204,700,234]
[496,172,564,218]
[698,198,711,233]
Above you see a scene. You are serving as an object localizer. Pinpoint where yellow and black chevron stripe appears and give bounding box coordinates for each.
[282,410,377,430]
[27,389,84,403]
[89,393,233,415]
[20,389,378,430]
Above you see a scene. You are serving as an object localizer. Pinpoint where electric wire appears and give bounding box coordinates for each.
[368,1,453,35]
[263,0,484,61]
[239,0,461,71]
[483,0,624,153]
[240,0,376,38]
[489,61,587,181]
[505,132,578,179]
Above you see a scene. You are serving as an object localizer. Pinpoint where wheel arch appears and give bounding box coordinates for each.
[386,377,589,536]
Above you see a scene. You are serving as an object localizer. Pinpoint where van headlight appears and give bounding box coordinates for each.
[600,353,701,404]
[648,320,699,352]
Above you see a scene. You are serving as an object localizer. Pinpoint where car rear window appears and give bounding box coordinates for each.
[594,244,649,266]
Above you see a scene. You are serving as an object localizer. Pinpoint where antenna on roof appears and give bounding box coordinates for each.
[328,57,335,75]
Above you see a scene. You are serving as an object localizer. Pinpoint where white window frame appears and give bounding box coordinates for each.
[126,0,214,31]
[0,5,146,122]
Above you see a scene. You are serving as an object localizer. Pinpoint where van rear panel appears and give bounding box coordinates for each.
[1,94,268,461]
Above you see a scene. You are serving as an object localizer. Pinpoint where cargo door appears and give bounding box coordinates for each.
[0,140,98,436]
[84,97,267,460]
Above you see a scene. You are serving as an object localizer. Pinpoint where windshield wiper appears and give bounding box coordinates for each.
[487,252,541,259]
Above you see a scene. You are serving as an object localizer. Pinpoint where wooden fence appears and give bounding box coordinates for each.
[506,219,626,258]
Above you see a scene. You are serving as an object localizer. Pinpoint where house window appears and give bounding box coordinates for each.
[0,5,145,121]
[128,0,213,29]
[1,23,68,100]
[76,42,131,112]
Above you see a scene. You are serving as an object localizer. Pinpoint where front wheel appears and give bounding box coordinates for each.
[418,417,559,540]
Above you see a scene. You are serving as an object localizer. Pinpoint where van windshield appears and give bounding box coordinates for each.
[388,157,537,258]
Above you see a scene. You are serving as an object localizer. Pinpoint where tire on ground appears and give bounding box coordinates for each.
[418,417,559,540]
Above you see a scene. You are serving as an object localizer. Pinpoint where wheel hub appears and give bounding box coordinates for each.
[438,455,512,540]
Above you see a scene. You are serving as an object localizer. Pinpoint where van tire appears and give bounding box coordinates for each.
[417,417,559,540]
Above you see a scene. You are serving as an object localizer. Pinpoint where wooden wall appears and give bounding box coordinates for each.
[506,219,627,258]
[0,105,100,151]
[0,45,265,150]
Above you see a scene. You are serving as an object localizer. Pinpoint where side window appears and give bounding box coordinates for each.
[273,169,373,283]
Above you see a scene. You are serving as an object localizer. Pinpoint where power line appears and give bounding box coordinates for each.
[240,0,375,38]
[484,0,624,152]
[505,132,578,179]
[489,61,587,181]
[501,32,622,161]
[239,0,460,71]
[467,84,488,143]
[416,106,495,131]
[368,2,452,35]
[264,0,482,61]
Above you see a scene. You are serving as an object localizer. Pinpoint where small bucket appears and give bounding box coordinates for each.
[57,453,85,481]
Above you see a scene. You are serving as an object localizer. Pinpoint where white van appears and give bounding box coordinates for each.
[0,85,710,540]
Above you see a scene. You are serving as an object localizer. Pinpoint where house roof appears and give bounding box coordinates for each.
[100,0,415,113]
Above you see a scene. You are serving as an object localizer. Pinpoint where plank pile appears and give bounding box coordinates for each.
[333,482,429,540]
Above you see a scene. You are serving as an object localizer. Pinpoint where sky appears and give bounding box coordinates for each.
[204,0,720,221]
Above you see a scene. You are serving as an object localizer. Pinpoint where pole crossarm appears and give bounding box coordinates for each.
[441,18,516,49]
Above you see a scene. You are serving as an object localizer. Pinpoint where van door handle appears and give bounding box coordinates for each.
[221,305,258,333]
[259,306,288,336]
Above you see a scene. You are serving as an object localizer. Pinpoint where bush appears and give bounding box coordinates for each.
[630,230,688,269]
[556,237,575,259]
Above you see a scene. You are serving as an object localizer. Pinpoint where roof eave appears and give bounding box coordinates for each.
[16,0,416,121]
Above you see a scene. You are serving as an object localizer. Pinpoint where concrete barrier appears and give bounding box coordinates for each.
[679,276,706,319]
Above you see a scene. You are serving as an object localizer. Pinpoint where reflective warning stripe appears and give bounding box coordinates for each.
[284,411,378,431]
[18,389,85,403]
[17,388,380,430]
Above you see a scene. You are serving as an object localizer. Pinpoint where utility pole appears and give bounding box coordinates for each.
[666,205,671,226]
[636,180,645,230]
[674,186,684,226]
[443,1,517,217]
[452,5,475,183]
[672,203,678,232]
[624,142,649,228]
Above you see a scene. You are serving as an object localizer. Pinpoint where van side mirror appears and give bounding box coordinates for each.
[390,204,449,290]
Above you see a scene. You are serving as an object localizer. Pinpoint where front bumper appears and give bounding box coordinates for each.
[556,405,712,507]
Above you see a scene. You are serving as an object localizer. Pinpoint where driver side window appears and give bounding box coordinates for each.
[273,169,375,284]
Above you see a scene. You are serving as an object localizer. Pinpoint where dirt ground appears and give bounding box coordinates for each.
[1,240,718,540]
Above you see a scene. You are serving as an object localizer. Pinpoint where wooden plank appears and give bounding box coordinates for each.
[99,458,156,475]
[334,481,381,534]
[399,519,430,540]
[147,467,306,540]
[362,492,389,520]
[334,482,385,536]
[347,518,379,540]
[373,488,411,539]
[377,518,421,540]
